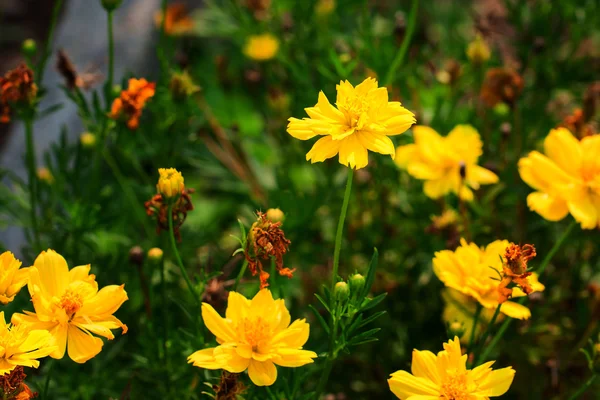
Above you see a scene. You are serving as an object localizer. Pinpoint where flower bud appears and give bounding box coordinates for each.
[466,34,491,64]
[101,0,123,12]
[266,208,285,223]
[80,132,96,148]
[36,167,54,184]
[334,281,350,303]
[157,168,185,199]
[315,0,335,16]
[129,246,144,266]
[147,247,164,262]
[21,39,37,58]
[348,273,365,296]
[448,320,466,339]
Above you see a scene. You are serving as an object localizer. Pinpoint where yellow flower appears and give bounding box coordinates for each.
[395,125,498,201]
[466,34,491,64]
[36,167,53,184]
[315,0,335,16]
[243,34,279,61]
[157,168,185,199]
[11,250,128,363]
[0,312,55,374]
[0,251,29,304]
[188,289,317,386]
[388,336,515,399]
[433,239,545,320]
[287,78,416,169]
[80,132,96,148]
[518,127,600,229]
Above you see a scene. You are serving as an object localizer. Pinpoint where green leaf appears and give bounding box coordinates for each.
[314,293,331,314]
[361,248,379,300]
[358,292,387,313]
[308,305,329,335]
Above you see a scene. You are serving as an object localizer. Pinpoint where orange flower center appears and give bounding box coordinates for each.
[441,370,469,400]
[59,290,83,316]
[241,317,270,352]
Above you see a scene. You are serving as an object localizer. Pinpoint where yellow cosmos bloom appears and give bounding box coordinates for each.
[287,78,416,170]
[395,125,498,201]
[188,289,317,386]
[519,127,600,229]
[11,250,128,363]
[433,239,545,320]
[157,168,185,199]
[388,336,515,399]
[243,34,279,61]
[0,251,29,304]
[0,312,55,374]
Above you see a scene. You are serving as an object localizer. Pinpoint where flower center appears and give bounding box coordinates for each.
[441,370,469,400]
[59,290,83,316]
[241,317,270,352]
[0,323,26,353]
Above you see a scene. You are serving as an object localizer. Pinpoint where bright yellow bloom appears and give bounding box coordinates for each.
[0,312,55,374]
[433,239,545,320]
[157,168,185,199]
[0,252,29,304]
[288,78,416,169]
[519,127,600,229]
[395,125,498,201]
[388,336,515,399]
[12,250,128,363]
[188,289,317,386]
[466,34,491,64]
[243,34,279,61]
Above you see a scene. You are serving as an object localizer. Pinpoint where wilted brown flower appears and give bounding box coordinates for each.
[560,108,595,139]
[583,81,600,121]
[212,371,246,400]
[0,64,38,123]
[245,212,293,289]
[480,67,523,108]
[0,367,37,399]
[145,189,194,240]
[56,49,102,90]
[201,278,233,310]
[497,244,536,303]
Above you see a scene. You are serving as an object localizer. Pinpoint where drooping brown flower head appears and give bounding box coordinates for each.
[560,108,595,139]
[0,367,38,399]
[144,189,194,240]
[56,49,102,91]
[480,67,523,108]
[0,64,38,123]
[497,244,536,303]
[245,212,293,289]
[201,278,233,310]
[212,371,246,400]
[110,78,156,130]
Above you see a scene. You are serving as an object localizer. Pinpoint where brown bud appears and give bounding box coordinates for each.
[129,246,144,266]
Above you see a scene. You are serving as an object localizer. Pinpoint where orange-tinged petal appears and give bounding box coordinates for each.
[66,324,103,363]
[248,359,277,386]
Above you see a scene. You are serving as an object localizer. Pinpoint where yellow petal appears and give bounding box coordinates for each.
[306,136,341,163]
[527,192,569,222]
[32,250,70,298]
[273,299,291,333]
[78,284,127,317]
[476,366,515,396]
[15,329,52,355]
[357,131,395,158]
[469,360,495,382]
[316,91,345,122]
[519,152,573,193]
[248,359,278,386]
[68,264,92,283]
[271,319,309,348]
[0,359,17,375]
[272,348,317,367]
[66,325,103,363]
[581,135,600,177]
[188,347,221,369]
[49,323,68,359]
[201,303,237,343]
[411,350,440,384]
[424,178,453,199]
[567,195,598,229]
[388,370,440,399]
[412,126,445,165]
[382,103,416,136]
[543,128,582,177]
[338,135,369,169]
[500,301,531,320]
[215,344,251,373]
[287,118,318,140]
[445,125,483,165]
[467,165,498,185]
[225,291,250,323]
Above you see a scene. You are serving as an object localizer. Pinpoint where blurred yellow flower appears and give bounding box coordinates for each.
[0,311,55,374]
[36,167,53,184]
[244,34,279,61]
[519,127,600,229]
[395,125,498,201]
[12,250,128,363]
[433,239,545,320]
[442,289,496,344]
[157,168,185,199]
[147,247,164,261]
[188,289,317,386]
[315,0,335,16]
[80,132,96,148]
[0,251,29,304]
[287,78,416,169]
[466,34,491,64]
[388,336,515,399]
[431,209,459,230]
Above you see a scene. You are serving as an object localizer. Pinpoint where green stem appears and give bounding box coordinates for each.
[473,304,501,366]
[467,303,482,354]
[568,374,597,400]
[167,204,199,305]
[160,255,170,393]
[233,259,248,292]
[37,0,64,85]
[265,386,278,400]
[475,221,576,364]
[42,359,54,399]
[383,0,419,86]
[315,317,338,399]
[158,0,170,75]
[107,10,115,93]
[24,118,41,251]
[330,168,354,295]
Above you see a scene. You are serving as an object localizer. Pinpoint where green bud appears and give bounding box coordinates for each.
[101,0,123,12]
[111,84,123,98]
[447,320,466,339]
[348,273,365,297]
[334,281,350,303]
[21,39,37,57]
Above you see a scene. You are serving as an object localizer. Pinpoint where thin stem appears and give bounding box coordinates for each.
[473,304,501,366]
[536,220,577,276]
[330,168,354,295]
[383,0,419,86]
[42,359,54,400]
[37,0,64,85]
[24,118,41,251]
[467,303,482,354]
[160,256,170,393]
[157,0,170,75]
[315,317,338,399]
[265,386,278,400]
[233,259,249,292]
[568,374,597,400]
[167,204,199,305]
[107,11,115,93]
